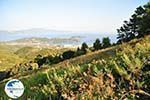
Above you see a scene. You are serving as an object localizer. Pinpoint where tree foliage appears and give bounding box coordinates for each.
[81,42,88,51]
[117,2,150,43]
[62,50,75,60]
[102,37,111,48]
[93,38,102,50]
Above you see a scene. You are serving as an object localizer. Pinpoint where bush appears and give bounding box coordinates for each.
[62,50,75,60]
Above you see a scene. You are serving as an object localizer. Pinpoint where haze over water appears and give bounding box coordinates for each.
[0,0,147,46]
[0,31,117,46]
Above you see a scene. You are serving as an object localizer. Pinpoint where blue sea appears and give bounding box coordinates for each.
[0,32,117,45]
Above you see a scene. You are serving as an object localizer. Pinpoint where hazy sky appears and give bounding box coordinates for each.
[0,0,148,33]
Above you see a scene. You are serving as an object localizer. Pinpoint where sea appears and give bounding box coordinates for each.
[0,32,117,46]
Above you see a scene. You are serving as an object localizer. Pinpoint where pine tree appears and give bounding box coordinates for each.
[102,37,111,48]
[117,2,150,43]
[93,38,102,50]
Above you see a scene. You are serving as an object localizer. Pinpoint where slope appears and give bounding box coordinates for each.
[0,36,149,99]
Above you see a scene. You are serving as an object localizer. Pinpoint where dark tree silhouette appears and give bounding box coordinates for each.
[93,38,102,50]
[75,47,86,56]
[117,2,150,43]
[102,37,111,48]
[62,50,75,60]
[34,54,44,67]
[81,42,88,51]
[45,55,54,64]
[77,47,80,51]
[52,55,62,63]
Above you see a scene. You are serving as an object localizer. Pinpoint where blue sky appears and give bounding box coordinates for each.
[0,0,149,33]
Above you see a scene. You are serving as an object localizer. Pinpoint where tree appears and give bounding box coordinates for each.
[117,2,150,43]
[93,38,102,50]
[52,55,62,63]
[44,55,54,65]
[34,54,55,66]
[102,37,111,48]
[139,2,150,36]
[34,54,44,67]
[117,16,138,42]
[62,50,75,60]
[81,42,88,51]
[75,47,86,56]
[77,47,80,51]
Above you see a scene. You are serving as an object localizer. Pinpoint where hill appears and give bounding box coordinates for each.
[11,37,50,43]
[0,45,71,72]
[3,37,81,47]
[0,36,149,99]
[15,46,71,61]
[0,45,24,71]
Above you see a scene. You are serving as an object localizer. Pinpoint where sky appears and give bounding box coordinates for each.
[0,0,149,33]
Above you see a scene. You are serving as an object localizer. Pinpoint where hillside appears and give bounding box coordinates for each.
[15,46,71,61]
[0,45,70,72]
[0,36,149,99]
[12,37,50,43]
[4,45,116,80]
[0,45,24,71]
[3,37,81,47]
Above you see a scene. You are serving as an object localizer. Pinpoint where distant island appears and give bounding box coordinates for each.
[0,28,117,47]
[1,37,82,48]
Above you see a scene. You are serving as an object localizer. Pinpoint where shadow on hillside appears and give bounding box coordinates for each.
[0,71,11,81]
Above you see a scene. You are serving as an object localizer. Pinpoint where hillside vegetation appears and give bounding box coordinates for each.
[14,47,66,61]
[0,45,69,72]
[0,45,24,71]
[0,36,149,99]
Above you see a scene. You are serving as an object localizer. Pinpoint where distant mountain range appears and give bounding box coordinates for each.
[1,37,82,47]
[0,28,117,46]
[0,28,82,34]
[8,36,81,44]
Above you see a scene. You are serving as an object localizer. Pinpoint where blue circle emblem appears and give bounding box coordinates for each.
[5,79,24,99]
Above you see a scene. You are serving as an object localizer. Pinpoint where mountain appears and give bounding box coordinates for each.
[7,36,81,43]
[3,37,82,47]
[0,28,117,44]
[0,28,82,34]
[10,37,50,43]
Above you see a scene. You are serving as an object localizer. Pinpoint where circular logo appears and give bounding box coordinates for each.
[5,79,24,99]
